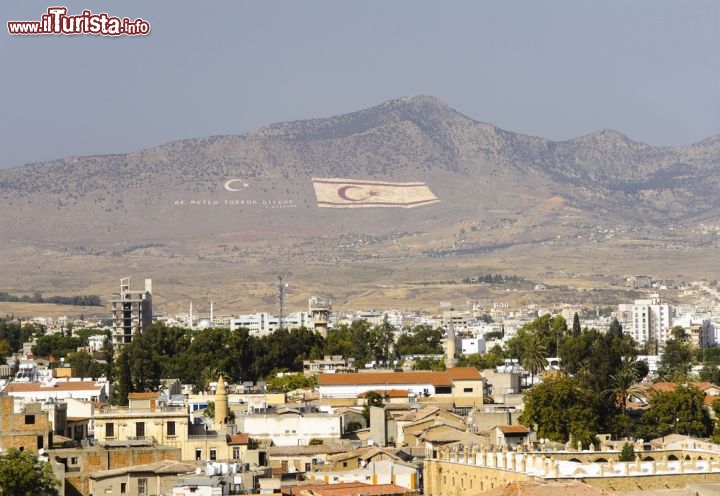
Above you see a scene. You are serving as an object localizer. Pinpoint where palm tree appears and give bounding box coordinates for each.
[521,335,548,387]
[605,365,645,417]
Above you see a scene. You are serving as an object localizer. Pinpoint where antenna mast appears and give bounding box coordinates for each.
[277,273,289,330]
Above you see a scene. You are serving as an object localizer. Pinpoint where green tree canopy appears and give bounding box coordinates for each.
[362,390,384,425]
[394,325,444,357]
[656,328,693,382]
[636,384,713,439]
[323,320,373,366]
[265,372,317,393]
[65,350,104,379]
[0,448,60,495]
[519,376,601,448]
[32,334,81,359]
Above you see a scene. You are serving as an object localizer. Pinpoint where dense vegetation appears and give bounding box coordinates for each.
[0,292,101,306]
[113,320,444,404]
[514,316,714,446]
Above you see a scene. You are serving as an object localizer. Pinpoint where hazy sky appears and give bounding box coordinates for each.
[2,1,719,169]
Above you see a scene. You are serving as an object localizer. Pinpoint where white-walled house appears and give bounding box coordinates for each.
[2,378,110,404]
[236,407,342,446]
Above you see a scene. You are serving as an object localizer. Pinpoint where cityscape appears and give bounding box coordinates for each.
[1,274,720,495]
[3,2,719,495]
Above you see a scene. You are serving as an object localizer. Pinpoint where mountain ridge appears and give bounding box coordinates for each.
[0,95,719,308]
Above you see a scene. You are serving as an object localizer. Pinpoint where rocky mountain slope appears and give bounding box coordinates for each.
[1,95,718,306]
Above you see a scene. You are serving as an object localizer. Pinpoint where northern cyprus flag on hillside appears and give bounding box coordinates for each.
[312,178,440,208]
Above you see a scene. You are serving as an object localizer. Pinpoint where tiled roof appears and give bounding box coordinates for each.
[318,367,480,387]
[495,425,530,434]
[128,392,160,399]
[90,459,196,479]
[227,433,249,445]
[288,481,414,496]
[267,444,351,457]
[479,481,611,496]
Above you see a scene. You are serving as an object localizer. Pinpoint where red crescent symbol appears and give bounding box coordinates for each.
[337,185,372,202]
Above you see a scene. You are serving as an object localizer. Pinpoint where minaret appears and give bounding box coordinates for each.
[215,375,228,426]
[445,324,456,369]
[189,300,193,329]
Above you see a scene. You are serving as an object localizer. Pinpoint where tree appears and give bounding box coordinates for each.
[608,318,623,339]
[323,320,373,366]
[369,317,396,365]
[636,384,712,440]
[265,372,317,393]
[0,339,12,358]
[65,350,100,379]
[412,357,446,371]
[519,376,601,448]
[618,442,636,462]
[394,325,444,357]
[127,330,161,392]
[572,313,581,337]
[115,348,132,406]
[0,448,60,495]
[520,334,547,387]
[362,390,384,425]
[657,327,693,381]
[458,348,505,370]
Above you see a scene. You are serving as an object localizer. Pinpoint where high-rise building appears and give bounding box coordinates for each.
[631,294,671,350]
[110,277,152,347]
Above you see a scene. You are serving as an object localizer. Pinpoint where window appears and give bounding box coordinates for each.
[210,448,217,461]
[105,423,115,438]
[25,415,35,425]
[167,421,176,436]
[120,482,127,494]
[137,478,147,495]
[195,449,202,461]
[136,421,145,438]
[463,387,473,393]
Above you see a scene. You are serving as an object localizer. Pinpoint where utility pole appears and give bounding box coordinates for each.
[277,273,288,330]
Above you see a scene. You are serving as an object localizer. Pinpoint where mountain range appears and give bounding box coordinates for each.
[1,95,718,312]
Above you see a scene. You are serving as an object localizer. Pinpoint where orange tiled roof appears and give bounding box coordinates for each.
[128,392,160,399]
[291,482,413,496]
[480,481,611,496]
[227,433,249,445]
[496,425,529,434]
[319,367,480,387]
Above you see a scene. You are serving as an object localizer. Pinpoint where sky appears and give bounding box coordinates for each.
[1,1,719,169]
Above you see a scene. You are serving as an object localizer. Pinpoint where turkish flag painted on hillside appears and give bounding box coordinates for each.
[312,178,440,208]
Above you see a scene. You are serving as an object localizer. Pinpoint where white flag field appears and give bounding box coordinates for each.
[312,178,440,209]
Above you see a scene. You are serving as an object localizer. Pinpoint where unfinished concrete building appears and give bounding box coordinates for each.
[110,277,153,347]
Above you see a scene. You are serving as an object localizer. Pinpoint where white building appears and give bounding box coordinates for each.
[237,408,342,446]
[461,337,486,355]
[229,312,311,335]
[631,294,672,348]
[2,378,110,403]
